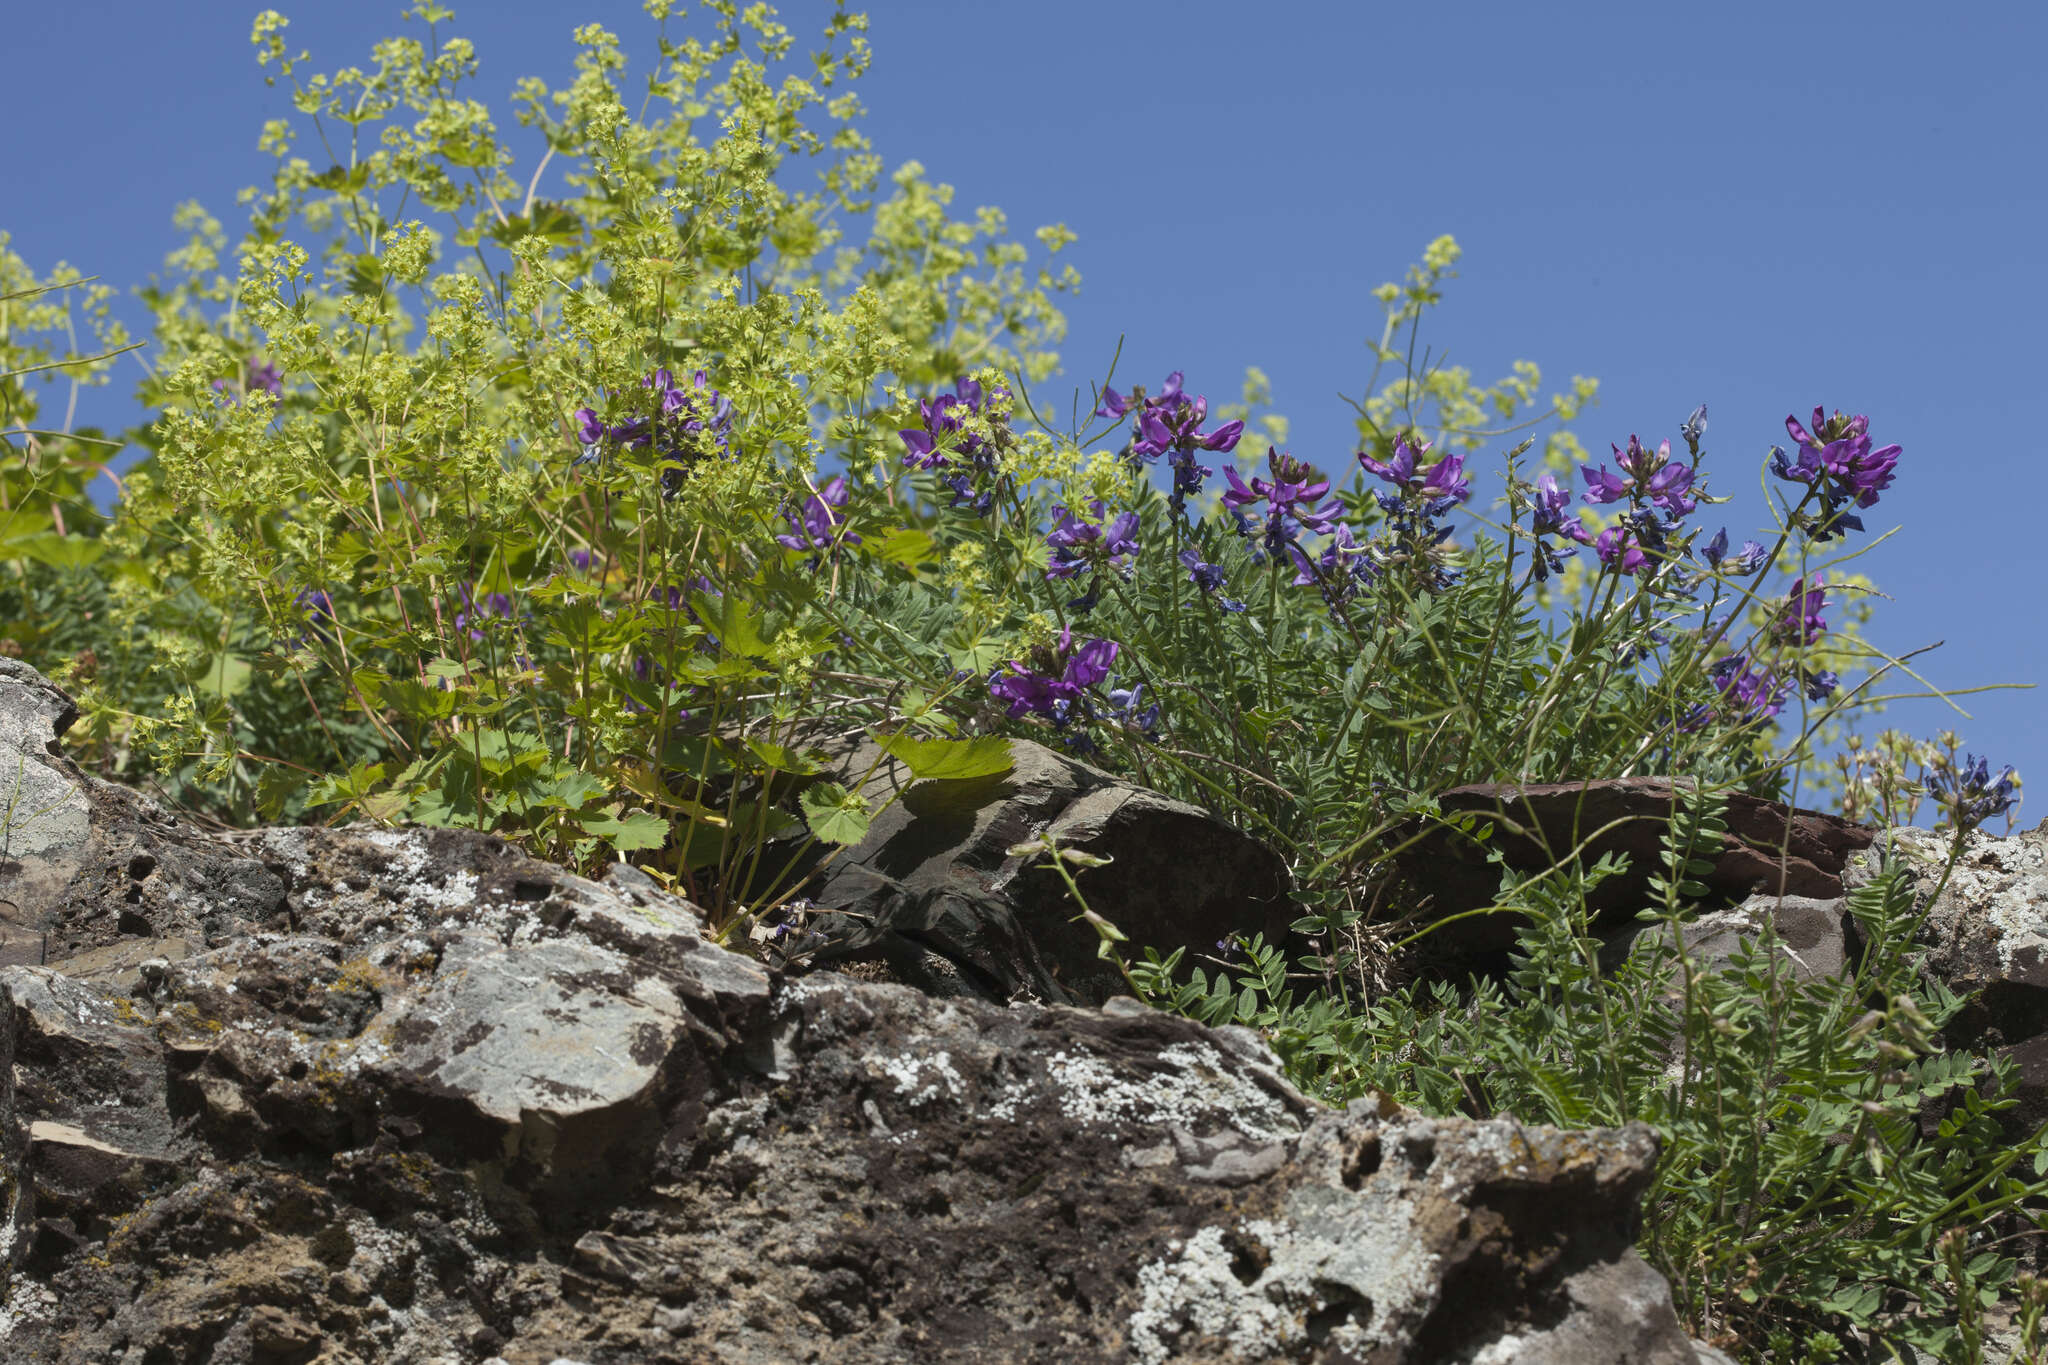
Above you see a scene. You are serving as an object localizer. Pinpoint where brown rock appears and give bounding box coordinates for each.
[1394,776,1874,952]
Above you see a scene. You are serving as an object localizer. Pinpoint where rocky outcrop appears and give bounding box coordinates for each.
[0,661,1714,1362]
[1843,820,2048,1130]
[1392,777,1875,954]
[776,730,1294,1007]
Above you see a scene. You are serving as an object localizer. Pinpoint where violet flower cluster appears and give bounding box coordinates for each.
[1224,448,1345,563]
[574,367,735,500]
[1927,754,2021,830]
[1354,436,1472,595]
[1044,501,1141,613]
[1770,407,1901,542]
[987,628,1121,732]
[899,376,1008,517]
[1097,371,1244,511]
[776,475,862,567]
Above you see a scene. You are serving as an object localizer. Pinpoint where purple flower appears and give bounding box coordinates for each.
[246,361,282,396]
[1097,371,1240,510]
[1357,437,1420,487]
[1774,576,1828,646]
[1045,502,1141,583]
[1178,548,1246,612]
[1595,524,1648,575]
[1287,522,1374,604]
[1697,529,1769,575]
[900,377,999,472]
[1223,448,1345,557]
[1530,474,1577,532]
[1680,404,1708,449]
[776,475,862,559]
[1803,668,1840,702]
[1358,437,1469,507]
[567,548,595,573]
[988,628,1121,723]
[1927,754,2021,829]
[572,368,735,494]
[1105,683,1161,737]
[1771,406,1901,539]
[1581,436,1694,516]
[1580,463,1632,505]
[1708,654,1790,722]
[292,588,335,641]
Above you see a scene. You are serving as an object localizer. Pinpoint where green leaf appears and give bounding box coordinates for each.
[874,527,937,569]
[189,653,253,698]
[578,809,671,853]
[799,781,872,845]
[744,736,825,775]
[872,731,1013,781]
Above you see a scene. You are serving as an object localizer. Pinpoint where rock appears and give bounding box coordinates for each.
[1393,777,1876,954]
[776,732,1294,1006]
[1612,892,1850,985]
[1843,819,2048,1130]
[0,660,1714,1362]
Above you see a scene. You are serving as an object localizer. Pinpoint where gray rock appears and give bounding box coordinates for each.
[778,731,1294,1006]
[1844,820,2048,1130]
[0,658,1711,1363]
[1617,892,1850,986]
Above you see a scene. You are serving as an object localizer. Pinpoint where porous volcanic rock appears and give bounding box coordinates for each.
[775,730,1294,1007]
[0,661,1714,1362]
[1392,777,1876,954]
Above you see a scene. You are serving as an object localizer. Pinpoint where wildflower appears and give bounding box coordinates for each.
[1774,576,1828,646]
[1595,523,1648,575]
[1803,668,1840,702]
[1698,528,1768,575]
[1675,702,1714,733]
[1926,753,2020,829]
[1771,406,1901,540]
[246,361,283,396]
[1358,436,1470,508]
[1104,683,1161,738]
[567,548,595,573]
[1288,522,1374,604]
[1582,435,1695,517]
[775,475,862,561]
[1222,448,1344,558]
[1045,502,1141,584]
[988,628,1119,723]
[1178,548,1246,612]
[294,588,335,641]
[1097,371,1241,511]
[1680,404,1708,450]
[900,376,998,471]
[1708,653,1790,722]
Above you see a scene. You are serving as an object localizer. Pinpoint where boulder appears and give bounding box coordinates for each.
[0,660,1717,1362]
[775,731,1294,1007]
[1392,777,1875,954]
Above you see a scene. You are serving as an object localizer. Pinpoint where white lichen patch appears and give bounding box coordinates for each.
[1037,1041,1299,1143]
[874,1048,965,1107]
[1128,1225,1292,1364]
[0,1280,60,1338]
[1128,1186,1440,1364]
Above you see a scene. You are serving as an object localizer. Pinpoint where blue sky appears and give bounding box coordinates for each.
[10,2,2044,824]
